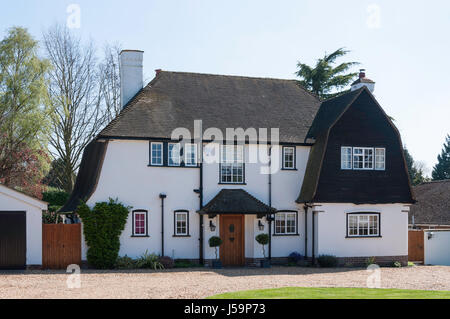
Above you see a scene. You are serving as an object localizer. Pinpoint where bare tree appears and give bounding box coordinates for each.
[98,44,122,122]
[43,25,106,193]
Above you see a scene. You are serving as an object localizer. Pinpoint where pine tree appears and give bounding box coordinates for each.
[432,135,450,180]
[404,147,428,185]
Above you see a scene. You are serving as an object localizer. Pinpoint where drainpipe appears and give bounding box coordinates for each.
[268,146,272,261]
[159,193,167,256]
[303,205,308,259]
[199,161,204,265]
[312,211,316,265]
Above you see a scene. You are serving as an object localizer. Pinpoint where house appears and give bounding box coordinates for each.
[409,180,450,229]
[0,184,47,269]
[60,50,414,267]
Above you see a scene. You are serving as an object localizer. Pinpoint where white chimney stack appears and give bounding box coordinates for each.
[351,69,375,93]
[120,50,144,109]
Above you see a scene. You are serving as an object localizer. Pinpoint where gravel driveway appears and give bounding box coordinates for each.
[0,265,449,299]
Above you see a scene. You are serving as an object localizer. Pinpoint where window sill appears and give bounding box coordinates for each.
[147,165,200,168]
[218,183,247,185]
[281,168,298,171]
[345,235,382,239]
[131,235,150,238]
[173,235,191,238]
[273,233,300,237]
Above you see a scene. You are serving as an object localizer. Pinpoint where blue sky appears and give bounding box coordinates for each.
[1,0,450,174]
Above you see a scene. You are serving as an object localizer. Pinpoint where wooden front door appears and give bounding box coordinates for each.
[220,215,245,266]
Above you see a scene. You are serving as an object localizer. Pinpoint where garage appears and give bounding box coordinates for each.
[0,184,47,269]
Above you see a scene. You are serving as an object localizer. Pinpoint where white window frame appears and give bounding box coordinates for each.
[150,142,163,166]
[352,147,374,170]
[132,210,148,237]
[341,146,353,170]
[274,212,297,235]
[184,143,198,167]
[174,211,189,236]
[282,146,296,170]
[220,144,244,184]
[347,213,380,237]
[375,148,386,171]
[168,143,181,167]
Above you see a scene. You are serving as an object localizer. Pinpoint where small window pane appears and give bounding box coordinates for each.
[169,143,181,166]
[283,147,295,169]
[151,143,163,165]
[185,144,197,166]
[341,147,352,169]
[220,145,244,183]
[375,148,385,170]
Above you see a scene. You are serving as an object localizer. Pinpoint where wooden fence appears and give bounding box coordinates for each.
[408,230,424,263]
[42,224,81,269]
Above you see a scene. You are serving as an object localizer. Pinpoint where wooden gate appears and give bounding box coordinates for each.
[408,230,424,262]
[42,224,81,269]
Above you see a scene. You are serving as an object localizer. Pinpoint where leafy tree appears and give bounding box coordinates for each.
[404,147,428,185]
[0,27,51,197]
[432,135,450,180]
[42,158,76,190]
[296,48,359,99]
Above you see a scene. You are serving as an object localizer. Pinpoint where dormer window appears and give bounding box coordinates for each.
[341,146,385,171]
[184,143,198,167]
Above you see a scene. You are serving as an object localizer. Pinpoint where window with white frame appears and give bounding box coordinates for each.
[341,147,352,169]
[347,213,380,237]
[274,212,297,235]
[353,147,373,170]
[375,148,385,170]
[283,146,295,169]
[168,143,181,166]
[184,143,197,167]
[151,142,163,166]
[174,210,189,236]
[132,210,148,236]
[220,145,244,184]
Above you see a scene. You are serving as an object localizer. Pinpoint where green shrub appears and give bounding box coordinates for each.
[42,189,70,209]
[115,255,136,269]
[76,199,130,269]
[208,236,223,260]
[135,250,163,270]
[393,261,402,268]
[317,255,338,267]
[255,233,270,258]
[158,256,174,269]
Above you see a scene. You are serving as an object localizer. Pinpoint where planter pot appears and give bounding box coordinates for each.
[260,259,271,268]
[212,260,223,269]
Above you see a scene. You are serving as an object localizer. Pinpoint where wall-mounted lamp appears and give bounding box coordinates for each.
[209,220,216,232]
[427,232,434,240]
[258,220,265,231]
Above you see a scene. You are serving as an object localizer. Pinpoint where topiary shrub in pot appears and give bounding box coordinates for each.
[208,236,223,269]
[317,254,339,268]
[255,233,270,268]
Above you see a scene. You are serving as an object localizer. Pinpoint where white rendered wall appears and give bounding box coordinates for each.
[85,141,311,261]
[424,230,450,266]
[315,203,408,258]
[85,140,200,260]
[0,192,43,265]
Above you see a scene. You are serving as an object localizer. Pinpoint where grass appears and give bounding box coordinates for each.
[208,287,450,299]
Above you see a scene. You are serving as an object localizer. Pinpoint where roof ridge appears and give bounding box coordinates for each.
[159,70,300,82]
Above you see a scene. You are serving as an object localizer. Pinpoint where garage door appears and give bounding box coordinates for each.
[0,211,26,269]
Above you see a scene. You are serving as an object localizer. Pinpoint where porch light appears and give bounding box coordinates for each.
[209,220,216,232]
[258,220,265,231]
